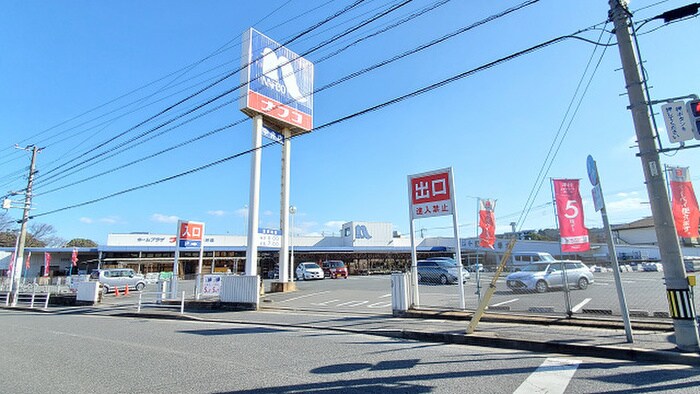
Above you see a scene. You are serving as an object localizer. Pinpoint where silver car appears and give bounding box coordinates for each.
[91,269,146,293]
[506,261,593,293]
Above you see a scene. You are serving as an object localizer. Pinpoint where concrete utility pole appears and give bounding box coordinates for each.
[608,0,699,351]
[11,145,40,306]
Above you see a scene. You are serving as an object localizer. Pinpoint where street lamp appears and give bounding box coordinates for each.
[289,205,297,282]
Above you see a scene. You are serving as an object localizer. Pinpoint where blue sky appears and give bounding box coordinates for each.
[1,0,699,244]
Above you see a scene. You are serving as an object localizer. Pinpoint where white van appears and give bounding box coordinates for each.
[90,269,146,294]
[507,252,557,271]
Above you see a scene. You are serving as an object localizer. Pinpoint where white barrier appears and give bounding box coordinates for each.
[391,272,409,314]
[137,290,186,315]
[220,275,259,308]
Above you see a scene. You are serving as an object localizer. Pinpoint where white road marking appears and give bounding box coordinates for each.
[335,300,369,307]
[379,293,392,298]
[311,299,340,306]
[491,298,519,307]
[367,302,392,308]
[571,298,592,313]
[513,357,581,394]
[277,291,330,303]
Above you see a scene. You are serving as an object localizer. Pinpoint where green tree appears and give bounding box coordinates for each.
[66,238,98,247]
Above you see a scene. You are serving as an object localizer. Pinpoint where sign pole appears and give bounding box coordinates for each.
[450,169,465,310]
[195,223,206,300]
[172,220,182,299]
[278,128,291,284]
[475,198,482,304]
[245,115,263,276]
[550,179,573,317]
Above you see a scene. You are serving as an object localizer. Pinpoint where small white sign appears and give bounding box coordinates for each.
[661,101,694,143]
[202,275,222,296]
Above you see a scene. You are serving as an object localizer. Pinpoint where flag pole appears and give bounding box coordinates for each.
[551,178,573,317]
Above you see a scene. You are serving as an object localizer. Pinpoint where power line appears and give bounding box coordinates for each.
[32,0,539,196]
[31,0,414,188]
[31,0,370,183]
[31,29,594,219]
[515,22,613,231]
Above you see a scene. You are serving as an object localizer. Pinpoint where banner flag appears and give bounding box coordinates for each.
[478,199,496,249]
[71,248,78,267]
[553,179,590,252]
[44,252,51,277]
[25,251,31,270]
[7,252,15,277]
[669,166,700,238]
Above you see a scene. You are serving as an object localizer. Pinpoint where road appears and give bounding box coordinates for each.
[1,309,699,393]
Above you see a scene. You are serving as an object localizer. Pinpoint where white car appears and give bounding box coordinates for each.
[296,262,324,280]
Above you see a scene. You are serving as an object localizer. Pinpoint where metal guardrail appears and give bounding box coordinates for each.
[1,290,50,309]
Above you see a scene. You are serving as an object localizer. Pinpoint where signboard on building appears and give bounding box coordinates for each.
[258,228,282,248]
[240,28,314,133]
[177,221,204,248]
[408,168,454,219]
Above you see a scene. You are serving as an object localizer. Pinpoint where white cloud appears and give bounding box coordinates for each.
[615,191,638,198]
[234,207,249,218]
[79,217,94,224]
[151,213,179,224]
[99,216,123,225]
[263,210,274,216]
[207,210,227,217]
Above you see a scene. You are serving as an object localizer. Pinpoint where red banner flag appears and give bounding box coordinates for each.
[553,179,590,252]
[7,252,15,277]
[71,248,78,267]
[478,199,496,249]
[43,252,51,277]
[25,251,31,270]
[670,166,700,238]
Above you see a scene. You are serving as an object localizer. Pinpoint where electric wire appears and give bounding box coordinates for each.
[32,0,370,182]
[516,28,614,233]
[30,29,598,219]
[31,0,540,196]
[31,0,417,188]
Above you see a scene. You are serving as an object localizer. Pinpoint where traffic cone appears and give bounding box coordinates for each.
[114,286,120,297]
[124,285,129,296]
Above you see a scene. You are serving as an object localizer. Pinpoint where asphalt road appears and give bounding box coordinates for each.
[2,309,699,393]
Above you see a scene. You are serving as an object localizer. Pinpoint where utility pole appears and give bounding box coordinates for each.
[608,0,699,351]
[11,145,40,306]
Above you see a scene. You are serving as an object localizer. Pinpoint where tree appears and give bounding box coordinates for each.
[66,238,98,247]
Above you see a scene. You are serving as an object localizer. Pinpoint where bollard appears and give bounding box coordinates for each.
[44,293,50,309]
[137,292,142,313]
[30,288,36,308]
[180,291,185,314]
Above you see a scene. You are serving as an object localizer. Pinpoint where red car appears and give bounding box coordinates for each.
[322,260,348,279]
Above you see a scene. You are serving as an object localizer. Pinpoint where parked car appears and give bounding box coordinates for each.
[90,268,146,294]
[468,263,485,272]
[642,262,663,272]
[322,260,348,279]
[506,261,593,293]
[295,262,324,281]
[267,266,279,279]
[416,260,469,285]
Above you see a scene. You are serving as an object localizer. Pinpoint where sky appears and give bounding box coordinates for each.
[1,0,700,245]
